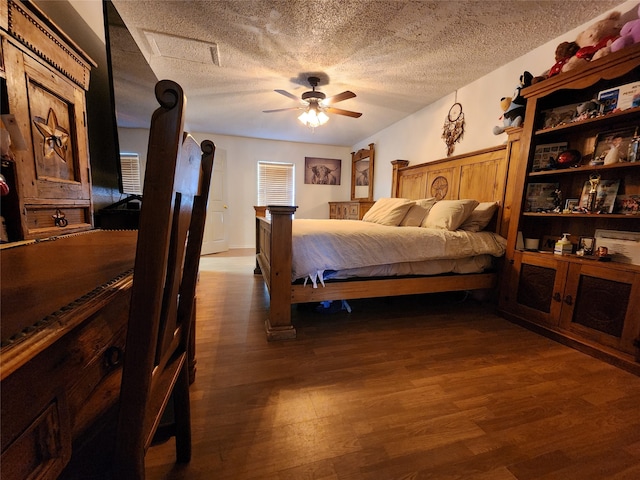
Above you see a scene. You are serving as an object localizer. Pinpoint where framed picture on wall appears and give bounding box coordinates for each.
[304,157,341,185]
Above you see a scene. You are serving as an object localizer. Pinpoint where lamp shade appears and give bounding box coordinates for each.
[298,104,329,128]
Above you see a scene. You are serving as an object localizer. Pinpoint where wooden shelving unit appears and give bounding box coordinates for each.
[498,44,640,375]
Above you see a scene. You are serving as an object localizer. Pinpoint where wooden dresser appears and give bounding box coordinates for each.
[1,230,137,479]
[329,200,374,220]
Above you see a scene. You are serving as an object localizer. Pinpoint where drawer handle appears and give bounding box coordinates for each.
[104,346,123,368]
[553,292,562,302]
[53,209,68,227]
[564,295,573,306]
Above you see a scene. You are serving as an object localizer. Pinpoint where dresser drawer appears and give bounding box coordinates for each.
[65,290,129,438]
[347,203,360,219]
[24,204,92,238]
[1,276,131,476]
[328,201,374,220]
[0,398,71,480]
[329,203,338,218]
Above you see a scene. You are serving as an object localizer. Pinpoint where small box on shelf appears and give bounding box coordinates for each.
[598,81,640,114]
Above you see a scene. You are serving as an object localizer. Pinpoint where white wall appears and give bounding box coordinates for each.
[116,129,351,248]
[68,0,104,42]
[118,0,638,248]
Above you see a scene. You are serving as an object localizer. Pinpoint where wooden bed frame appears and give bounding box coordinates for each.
[255,143,519,340]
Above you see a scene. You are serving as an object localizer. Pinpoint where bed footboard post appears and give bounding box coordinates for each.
[265,205,297,341]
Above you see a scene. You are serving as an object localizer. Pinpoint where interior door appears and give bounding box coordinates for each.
[201,149,228,254]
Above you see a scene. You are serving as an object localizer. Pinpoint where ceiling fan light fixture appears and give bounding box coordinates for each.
[266,75,360,127]
[298,103,329,128]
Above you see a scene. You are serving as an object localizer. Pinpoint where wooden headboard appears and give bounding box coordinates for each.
[391,145,514,237]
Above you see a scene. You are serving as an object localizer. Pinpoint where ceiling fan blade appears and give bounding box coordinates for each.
[324,91,356,105]
[274,89,300,101]
[263,107,303,113]
[326,106,362,118]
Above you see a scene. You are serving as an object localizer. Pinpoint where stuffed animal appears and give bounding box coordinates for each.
[549,42,581,77]
[532,42,581,84]
[611,4,640,53]
[562,11,622,73]
[493,71,533,135]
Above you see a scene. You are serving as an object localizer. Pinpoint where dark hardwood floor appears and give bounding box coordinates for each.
[146,249,640,479]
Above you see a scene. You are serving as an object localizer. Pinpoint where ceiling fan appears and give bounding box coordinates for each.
[263,76,362,128]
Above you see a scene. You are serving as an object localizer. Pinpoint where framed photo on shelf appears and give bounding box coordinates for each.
[615,194,640,214]
[579,179,620,213]
[579,236,595,255]
[532,142,568,171]
[591,127,638,165]
[524,182,559,212]
[540,235,557,252]
[595,229,640,265]
[564,198,580,211]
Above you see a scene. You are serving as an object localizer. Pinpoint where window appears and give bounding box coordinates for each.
[119,153,142,195]
[257,162,295,211]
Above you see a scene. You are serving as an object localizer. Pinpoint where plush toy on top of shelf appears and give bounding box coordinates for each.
[532,41,581,84]
[611,4,640,53]
[493,71,533,135]
[561,11,622,73]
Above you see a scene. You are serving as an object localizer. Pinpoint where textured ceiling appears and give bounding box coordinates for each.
[109,0,627,147]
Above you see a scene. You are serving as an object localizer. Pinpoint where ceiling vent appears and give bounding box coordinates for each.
[143,30,221,66]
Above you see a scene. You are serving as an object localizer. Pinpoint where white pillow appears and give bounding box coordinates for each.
[362,198,414,226]
[422,199,479,230]
[400,197,437,226]
[459,202,499,232]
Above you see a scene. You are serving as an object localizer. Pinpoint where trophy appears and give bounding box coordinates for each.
[587,173,601,213]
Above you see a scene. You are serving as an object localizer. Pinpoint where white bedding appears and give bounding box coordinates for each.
[292,219,507,283]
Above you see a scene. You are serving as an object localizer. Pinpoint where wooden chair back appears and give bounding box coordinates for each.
[114,79,215,479]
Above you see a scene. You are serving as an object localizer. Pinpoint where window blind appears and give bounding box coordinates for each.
[257,161,295,207]
[119,153,143,195]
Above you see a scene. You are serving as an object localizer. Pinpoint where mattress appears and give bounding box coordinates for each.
[291,219,507,284]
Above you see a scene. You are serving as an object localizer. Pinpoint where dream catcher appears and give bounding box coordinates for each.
[442,99,465,156]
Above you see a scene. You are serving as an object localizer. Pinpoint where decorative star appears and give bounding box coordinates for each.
[33,108,69,161]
